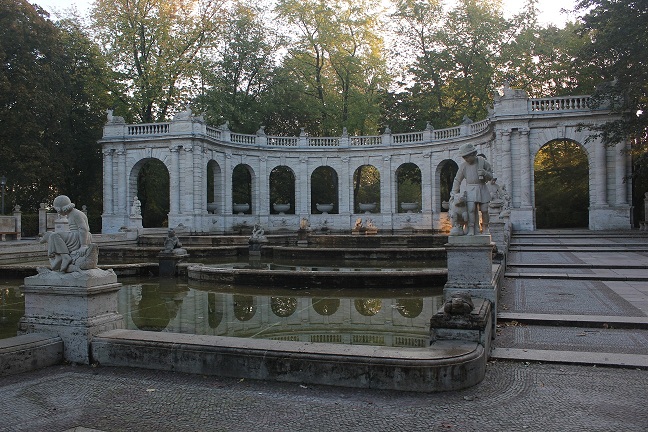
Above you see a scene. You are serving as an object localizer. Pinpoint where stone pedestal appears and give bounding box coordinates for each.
[18,269,123,364]
[129,215,143,229]
[297,229,309,247]
[444,235,497,323]
[158,251,189,277]
[430,298,492,347]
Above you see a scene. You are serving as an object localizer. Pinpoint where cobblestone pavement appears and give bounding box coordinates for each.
[0,361,646,432]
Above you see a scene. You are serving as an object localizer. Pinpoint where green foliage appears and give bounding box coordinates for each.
[137,161,170,227]
[232,165,252,207]
[0,0,108,212]
[396,163,421,204]
[269,166,295,213]
[90,0,226,123]
[311,167,338,213]
[534,140,589,228]
[353,165,380,211]
[574,0,648,195]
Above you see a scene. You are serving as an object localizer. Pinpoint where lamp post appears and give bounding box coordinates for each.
[0,176,5,215]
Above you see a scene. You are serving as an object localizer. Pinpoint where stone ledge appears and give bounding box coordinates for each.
[91,330,487,392]
[0,333,63,376]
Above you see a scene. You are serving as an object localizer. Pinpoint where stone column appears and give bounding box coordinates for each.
[615,140,628,205]
[258,156,270,216]
[519,129,532,207]
[298,157,309,216]
[19,269,124,364]
[116,148,127,219]
[595,139,608,206]
[224,153,233,215]
[500,130,513,206]
[381,156,393,227]
[339,157,351,215]
[38,203,47,235]
[103,149,114,215]
[193,144,204,214]
[421,153,432,213]
[179,145,192,214]
[169,146,180,214]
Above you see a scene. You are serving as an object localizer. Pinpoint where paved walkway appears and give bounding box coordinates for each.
[1,229,647,431]
[493,230,648,368]
[0,361,646,432]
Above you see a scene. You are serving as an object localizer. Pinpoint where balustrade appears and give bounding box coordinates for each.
[127,123,170,135]
[529,96,591,112]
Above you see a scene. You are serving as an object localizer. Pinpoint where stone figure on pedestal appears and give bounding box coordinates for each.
[130,196,142,216]
[451,143,493,235]
[38,195,98,273]
[164,228,187,255]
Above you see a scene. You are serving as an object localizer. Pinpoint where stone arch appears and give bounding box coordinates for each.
[232,164,255,215]
[435,159,459,213]
[270,297,298,317]
[233,294,256,321]
[130,158,170,227]
[269,165,296,214]
[312,297,340,316]
[311,166,339,214]
[206,160,222,214]
[533,139,589,228]
[395,162,422,213]
[353,164,381,213]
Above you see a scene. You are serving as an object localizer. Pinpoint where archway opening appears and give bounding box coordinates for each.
[353,165,380,213]
[534,139,589,228]
[311,166,339,214]
[206,160,222,214]
[269,166,296,214]
[438,160,458,211]
[232,164,252,214]
[135,159,170,227]
[396,163,422,212]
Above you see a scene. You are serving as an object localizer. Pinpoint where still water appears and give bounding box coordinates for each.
[0,276,444,348]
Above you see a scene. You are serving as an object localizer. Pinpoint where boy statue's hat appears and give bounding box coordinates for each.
[458,143,477,157]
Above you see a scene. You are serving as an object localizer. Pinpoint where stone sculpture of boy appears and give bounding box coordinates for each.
[451,143,493,235]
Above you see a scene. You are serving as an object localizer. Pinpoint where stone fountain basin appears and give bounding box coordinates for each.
[187,263,447,287]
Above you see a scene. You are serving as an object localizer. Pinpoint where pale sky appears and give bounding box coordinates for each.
[34,0,580,28]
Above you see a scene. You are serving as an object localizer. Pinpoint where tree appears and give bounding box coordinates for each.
[573,0,648,223]
[275,0,388,135]
[193,1,281,134]
[90,0,226,123]
[387,0,508,129]
[534,140,589,228]
[574,0,648,138]
[0,0,109,214]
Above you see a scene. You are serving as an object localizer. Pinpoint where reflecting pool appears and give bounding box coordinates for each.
[0,276,444,348]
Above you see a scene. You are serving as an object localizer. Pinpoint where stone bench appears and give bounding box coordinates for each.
[0,216,19,241]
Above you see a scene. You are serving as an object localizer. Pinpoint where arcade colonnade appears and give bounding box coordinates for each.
[100,86,632,234]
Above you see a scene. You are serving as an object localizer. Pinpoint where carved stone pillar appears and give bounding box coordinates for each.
[169,146,180,214]
[500,130,512,206]
[615,140,628,205]
[103,149,114,215]
[595,139,608,206]
[519,129,532,207]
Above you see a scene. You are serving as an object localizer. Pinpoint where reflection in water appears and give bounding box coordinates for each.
[270,297,298,317]
[1,277,444,348]
[312,298,340,316]
[131,282,189,331]
[396,298,424,318]
[354,298,382,316]
[0,285,24,339]
[233,295,256,321]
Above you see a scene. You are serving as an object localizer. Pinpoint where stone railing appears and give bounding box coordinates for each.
[528,96,591,112]
[127,123,170,135]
